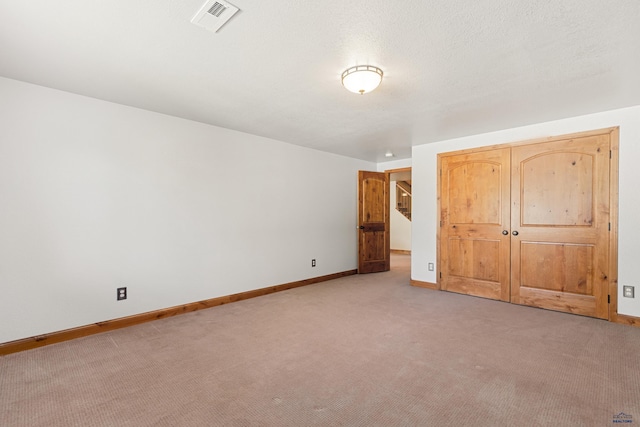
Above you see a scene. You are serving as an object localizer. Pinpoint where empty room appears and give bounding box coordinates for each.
[1,1,640,426]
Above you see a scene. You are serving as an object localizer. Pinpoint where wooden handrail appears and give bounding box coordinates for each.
[396,181,412,221]
[396,180,412,196]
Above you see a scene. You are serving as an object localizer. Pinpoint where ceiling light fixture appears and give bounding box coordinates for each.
[341,65,383,95]
[385,151,394,158]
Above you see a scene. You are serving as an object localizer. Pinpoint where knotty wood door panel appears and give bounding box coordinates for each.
[438,129,613,319]
[440,148,511,301]
[511,134,610,319]
[358,171,390,273]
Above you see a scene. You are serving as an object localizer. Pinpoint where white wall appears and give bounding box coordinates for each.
[0,77,375,344]
[411,105,640,318]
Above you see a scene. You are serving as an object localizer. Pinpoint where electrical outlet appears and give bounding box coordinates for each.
[311,259,316,267]
[623,285,635,298]
[117,287,127,301]
[428,263,434,271]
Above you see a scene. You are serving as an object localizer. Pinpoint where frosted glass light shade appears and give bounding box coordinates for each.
[341,65,383,95]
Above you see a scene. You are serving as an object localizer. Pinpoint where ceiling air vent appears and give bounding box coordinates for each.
[191,0,239,33]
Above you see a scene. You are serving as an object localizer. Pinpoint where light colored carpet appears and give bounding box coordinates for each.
[2,254,639,426]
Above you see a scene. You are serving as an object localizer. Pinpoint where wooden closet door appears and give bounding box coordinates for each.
[440,148,511,301]
[510,134,610,319]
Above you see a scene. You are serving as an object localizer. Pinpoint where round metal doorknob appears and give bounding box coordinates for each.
[512,230,519,236]
[502,230,509,235]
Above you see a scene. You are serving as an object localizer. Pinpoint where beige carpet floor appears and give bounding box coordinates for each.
[1,254,640,426]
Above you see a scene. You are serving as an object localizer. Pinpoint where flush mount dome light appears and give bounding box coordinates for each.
[341,65,383,95]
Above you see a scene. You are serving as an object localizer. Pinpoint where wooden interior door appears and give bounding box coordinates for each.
[440,148,511,301]
[358,171,390,273]
[511,134,611,319]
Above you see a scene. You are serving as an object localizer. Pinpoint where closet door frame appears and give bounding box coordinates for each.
[436,127,619,321]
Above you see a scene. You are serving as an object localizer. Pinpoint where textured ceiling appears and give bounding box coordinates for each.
[1,0,639,162]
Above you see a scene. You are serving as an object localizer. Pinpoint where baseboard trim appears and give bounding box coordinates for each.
[613,313,640,328]
[0,269,357,356]
[409,282,640,327]
[391,249,411,255]
[411,279,439,290]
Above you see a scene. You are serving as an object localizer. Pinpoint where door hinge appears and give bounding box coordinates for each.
[608,222,611,231]
[610,150,612,159]
[439,272,442,278]
[440,220,443,227]
[608,295,611,304]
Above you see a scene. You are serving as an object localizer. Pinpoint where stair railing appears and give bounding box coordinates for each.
[395,181,412,221]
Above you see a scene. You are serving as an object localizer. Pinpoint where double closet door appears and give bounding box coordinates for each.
[439,129,614,319]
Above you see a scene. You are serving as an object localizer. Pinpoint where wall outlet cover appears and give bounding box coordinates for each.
[623,285,635,298]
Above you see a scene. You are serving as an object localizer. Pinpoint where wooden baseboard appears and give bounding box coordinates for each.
[0,269,357,356]
[411,279,439,290]
[612,313,640,328]
[391,249,411,255]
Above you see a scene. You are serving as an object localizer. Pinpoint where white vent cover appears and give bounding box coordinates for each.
[191,0,239,33]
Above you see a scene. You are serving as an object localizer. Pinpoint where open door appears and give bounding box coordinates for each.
[358,171,390,273]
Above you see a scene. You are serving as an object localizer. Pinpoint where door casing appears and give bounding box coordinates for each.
[436,127,619,321]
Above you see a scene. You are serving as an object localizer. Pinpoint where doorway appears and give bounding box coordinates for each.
[357,168,412,273]
[389,167,412,270]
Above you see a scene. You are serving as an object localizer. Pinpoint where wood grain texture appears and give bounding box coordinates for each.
[448,238,500,282]
[396,181,412,196]
[608,127,620,321]
[384,167,412,174]
[437,127,620,322]
[613,313,640,328]
[445,278,505,300]
[437,155,443,291]
[519,287,596,318]
[519,242,593,295]
[410,280,439,290]
[391,249,411,255]
[358,171,390,273]
[395,181,412,220]
[511,132,610,319]
[439,147,511,302]
[434,128,619,156]
[520,152,593,226]
[0,270,357,356]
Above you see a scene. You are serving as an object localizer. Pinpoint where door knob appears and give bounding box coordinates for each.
[502,230,508,235]
[358,225,365,229]
[512,230,519,236]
